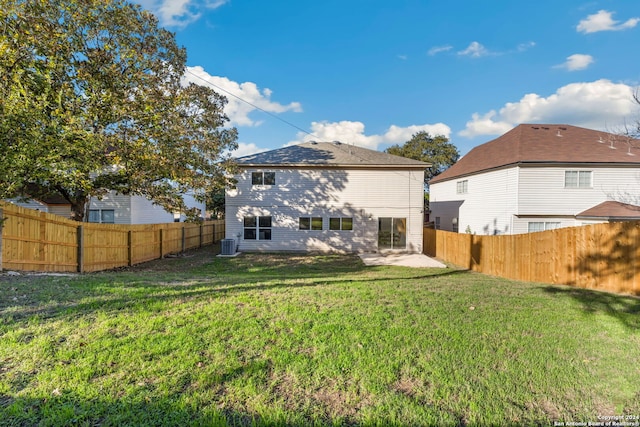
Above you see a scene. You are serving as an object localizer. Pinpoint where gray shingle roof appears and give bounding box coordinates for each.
[236,141,429,168]
[430,124,640,184]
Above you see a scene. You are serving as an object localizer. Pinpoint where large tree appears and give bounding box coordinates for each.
[385,132,459,211]
[385,131,459,187]
[0,0,237,221]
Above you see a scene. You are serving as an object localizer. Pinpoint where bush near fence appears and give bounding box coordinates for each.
[0,202,225,273]
[423,223,640,296]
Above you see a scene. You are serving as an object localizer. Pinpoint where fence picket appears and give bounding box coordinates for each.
[0,202,225,273]
[424,225,640,296]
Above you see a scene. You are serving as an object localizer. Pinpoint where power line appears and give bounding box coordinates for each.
[185,68,427,186]
[185,68,318,139]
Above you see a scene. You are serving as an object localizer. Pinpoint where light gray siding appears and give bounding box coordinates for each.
[518,165,640,215]
[48,205,71,218]
[431,164,640,235]
[6,199,48,213]
[430,167,518,235]
[90,192,206,224]
[89,193,132,224]
[226,168,424,253]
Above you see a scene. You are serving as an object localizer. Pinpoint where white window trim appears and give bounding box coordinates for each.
[456,180,468,194]
[251,171,276,186]
[329,217,353,231]
[299,217,323,231]
[88,209,115,224]
[243,215,272,240]
[564,170,592,189]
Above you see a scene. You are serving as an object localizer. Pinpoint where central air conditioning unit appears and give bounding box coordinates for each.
[220,239,236,256]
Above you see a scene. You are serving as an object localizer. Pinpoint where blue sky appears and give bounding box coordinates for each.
[134,0,639,156]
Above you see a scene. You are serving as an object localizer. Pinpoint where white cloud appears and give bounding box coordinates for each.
[458,41,490,58]
[459,79,636,137]
[184,66,302,127]
[135,0,228,28]
[554,54,594,71]
[289,121,452,150]
[428,45,453,56]
[517,41,536,52]
[577,10,639,33]
[232,142,269,157]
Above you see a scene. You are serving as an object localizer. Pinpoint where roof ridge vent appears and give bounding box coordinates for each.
[333,141,342,145]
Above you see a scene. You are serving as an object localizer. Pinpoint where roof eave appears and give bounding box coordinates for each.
[237,163,429,169]
[430,160,640,184]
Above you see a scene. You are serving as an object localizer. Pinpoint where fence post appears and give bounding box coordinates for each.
[0,209,4,273]
[159,228,164,259]
[181,226,186,252]
[128,230,133,266]
[199,225,203,248]
[77,225,84,273]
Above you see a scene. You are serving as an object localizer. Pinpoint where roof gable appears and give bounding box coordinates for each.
[236,141,429,168]
[431,124,640,184]
[577,201,640,219]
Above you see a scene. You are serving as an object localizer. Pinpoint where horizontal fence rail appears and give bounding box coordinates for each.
[0,203,225,273]
[424,223,640,296]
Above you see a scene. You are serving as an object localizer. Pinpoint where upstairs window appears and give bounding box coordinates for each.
[252,172,276,185]
[299,217,323,230]
[456,180,468,194]
[88,209,115,224]
[329,217,353,231]
[565,171,592,188]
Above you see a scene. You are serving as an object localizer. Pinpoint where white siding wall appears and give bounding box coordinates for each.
[89,193,132,224]
[431,164,640,235]
[430,167,519,235]
[518,165,640,215]
[226,168,424,253]
[90,192,205,224]
[48,205,71,218]
[6,199,49,213]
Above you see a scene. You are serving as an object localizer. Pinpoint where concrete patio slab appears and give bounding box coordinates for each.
[358,253,447,268]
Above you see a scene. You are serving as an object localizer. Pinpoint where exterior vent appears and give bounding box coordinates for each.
[220,239,236,255]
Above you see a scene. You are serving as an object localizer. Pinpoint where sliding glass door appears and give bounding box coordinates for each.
[378,217,406,250]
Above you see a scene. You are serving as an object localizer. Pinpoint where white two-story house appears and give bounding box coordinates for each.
[429,124,640,235]
[225,141,428,253]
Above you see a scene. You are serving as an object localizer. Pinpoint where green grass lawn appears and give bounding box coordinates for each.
[1,249,639,426]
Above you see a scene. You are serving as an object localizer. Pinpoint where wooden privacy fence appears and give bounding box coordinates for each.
[424,222,640,296]
[0,202,225,273]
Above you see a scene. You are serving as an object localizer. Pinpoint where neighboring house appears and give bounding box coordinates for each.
[87,192,205,224]
[8,192,204,224]
[429,124,640,235]
[6,193,72,218]
[225,141,428,253]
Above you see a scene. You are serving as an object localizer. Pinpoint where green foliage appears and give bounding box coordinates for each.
[385,131,460,187]
[207,188,226,219]
[0,0,237,221]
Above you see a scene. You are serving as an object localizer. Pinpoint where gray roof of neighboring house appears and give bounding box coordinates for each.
[576,201,640,219]
[430,124,640,184]
[235,141,429,168]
